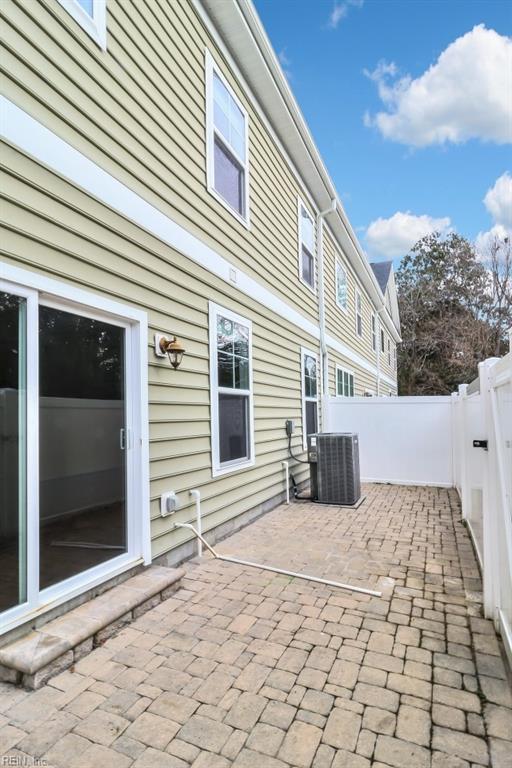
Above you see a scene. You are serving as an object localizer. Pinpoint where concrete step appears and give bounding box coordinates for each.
[0,565,184,689]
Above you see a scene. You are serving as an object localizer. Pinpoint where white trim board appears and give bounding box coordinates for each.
[0,97,397,391]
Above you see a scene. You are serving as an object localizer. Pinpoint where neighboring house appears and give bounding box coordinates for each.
[370,261,401,392]
[0,0,401,632]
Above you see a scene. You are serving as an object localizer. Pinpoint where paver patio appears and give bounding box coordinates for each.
[0,484,511,767]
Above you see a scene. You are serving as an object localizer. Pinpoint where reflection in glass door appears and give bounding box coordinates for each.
[39,306,127,590]
[0,292,27,612]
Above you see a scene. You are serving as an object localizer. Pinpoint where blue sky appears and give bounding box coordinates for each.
[254,0,512,263]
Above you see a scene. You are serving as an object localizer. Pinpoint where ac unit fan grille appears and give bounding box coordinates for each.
[315,433,361,505]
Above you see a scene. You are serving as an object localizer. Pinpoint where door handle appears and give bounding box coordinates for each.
[120,428,131,450]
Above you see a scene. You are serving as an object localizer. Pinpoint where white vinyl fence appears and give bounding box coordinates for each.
[324,395,453,487]
[453,353,512,668]
[324,349,512,668]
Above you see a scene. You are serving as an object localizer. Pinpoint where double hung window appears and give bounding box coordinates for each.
[336,366,355,397]
[336,260,348,311]
[301,349,318,449]
[206,53,249,223]
[355,291,363,337]
[210,304,254,475]
[298,202,315,290]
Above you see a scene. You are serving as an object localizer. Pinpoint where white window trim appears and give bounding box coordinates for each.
[205,49,250,229]
[297,197,316,293]
[56,0,107,49]
[355,289,363,338]
[0,263,149,635]
[335,364,355,397]
[301,346,319,450]
[387,338,391,366]
[209,302,255,477]
[335,258,348,313]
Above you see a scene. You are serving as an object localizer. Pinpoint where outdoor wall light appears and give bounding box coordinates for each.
[154,333,186,369]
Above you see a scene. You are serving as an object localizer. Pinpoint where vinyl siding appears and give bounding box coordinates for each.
[0,0,319,325]
[323,227,397,391]
[1,146,314,558]
[0,0,397,569]
[324,227,378,365]
[328,351,378,397]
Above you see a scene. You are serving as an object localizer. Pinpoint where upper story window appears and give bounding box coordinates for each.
[336,366,355,397]
[355,290,363,337]
[57,0,107,49]
[298,201,315,291]
[371,313,377,351]
[335,260,347,311]
[380,328,385,352]
[387,338,391,366]
[393,345,397,370]
[301,348,318,449]
[209,303,254,476]
[206,51,250,226]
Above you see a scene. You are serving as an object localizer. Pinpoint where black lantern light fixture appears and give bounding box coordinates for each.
[155,334,186,369]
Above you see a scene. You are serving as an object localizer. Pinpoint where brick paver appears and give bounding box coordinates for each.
[1,485,511,767]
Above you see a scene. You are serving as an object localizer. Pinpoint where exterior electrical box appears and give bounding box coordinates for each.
[307,433,361,506]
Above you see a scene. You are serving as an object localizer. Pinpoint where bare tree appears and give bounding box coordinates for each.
[483,235,512,356]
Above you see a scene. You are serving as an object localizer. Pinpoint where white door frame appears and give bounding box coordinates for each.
[0,263,150,635]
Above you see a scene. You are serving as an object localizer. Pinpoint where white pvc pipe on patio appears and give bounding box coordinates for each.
[189,489,202,557]
[174,522,382,597]
[281,461,290,504]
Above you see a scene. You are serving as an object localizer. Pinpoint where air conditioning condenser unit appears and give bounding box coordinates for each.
[307,432,361,506]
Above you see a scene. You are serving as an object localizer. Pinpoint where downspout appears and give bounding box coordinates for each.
[376,306,388,396]
[317,199,337,421]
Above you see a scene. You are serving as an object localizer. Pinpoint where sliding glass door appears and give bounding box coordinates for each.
[38,305,127,590]
[0,292,27,613]
[0,273,144,633]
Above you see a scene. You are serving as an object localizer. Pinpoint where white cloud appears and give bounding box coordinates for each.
[475,224,510,256]
[364,25,512,146]
[366,211,452,259]
[483,172,512,228]
[328,0,363,29]
[475,172,512,256]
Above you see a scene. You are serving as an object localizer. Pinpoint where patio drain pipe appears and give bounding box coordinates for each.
[189,489,202,557]
[281,461,290,504]
[174,522,381,597]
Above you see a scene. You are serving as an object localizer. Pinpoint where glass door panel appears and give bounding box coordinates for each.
[0,292,27,612]
[39,306,127,589]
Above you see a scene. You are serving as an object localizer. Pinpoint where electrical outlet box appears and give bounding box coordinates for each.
[285,419,295,436]
[160,491,180,517]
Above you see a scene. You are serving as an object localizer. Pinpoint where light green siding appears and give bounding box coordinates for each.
[0,0,396,568]
[1,145,315,557]
[1,0,319,322]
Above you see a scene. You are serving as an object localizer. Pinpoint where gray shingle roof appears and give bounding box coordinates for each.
[370,261,393,293]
